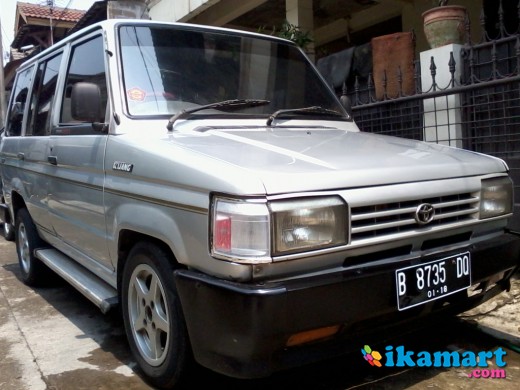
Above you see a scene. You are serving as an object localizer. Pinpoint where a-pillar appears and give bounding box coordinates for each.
[285,0,314,60]
[420,44,463,148]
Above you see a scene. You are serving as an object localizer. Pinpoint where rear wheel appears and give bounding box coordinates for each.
[15,208,48,286]
[122,242,190,389]
[3,220,14,241]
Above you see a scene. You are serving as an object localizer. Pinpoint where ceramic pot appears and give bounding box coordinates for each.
[422,5,467,49]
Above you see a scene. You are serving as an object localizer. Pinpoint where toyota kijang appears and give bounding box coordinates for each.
[1,19,519,389]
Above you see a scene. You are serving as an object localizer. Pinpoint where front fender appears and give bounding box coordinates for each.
[107,201,254,282]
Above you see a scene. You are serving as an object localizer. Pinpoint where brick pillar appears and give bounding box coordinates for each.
[107,0,150,19]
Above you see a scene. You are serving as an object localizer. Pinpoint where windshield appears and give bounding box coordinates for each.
[119,25,346,119]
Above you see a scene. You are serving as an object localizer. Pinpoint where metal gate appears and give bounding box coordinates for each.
[349,8,520,230]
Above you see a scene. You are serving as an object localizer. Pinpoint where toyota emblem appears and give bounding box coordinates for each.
[415,203,435,225]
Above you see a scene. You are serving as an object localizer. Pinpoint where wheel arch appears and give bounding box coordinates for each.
[10,190,27,221]
[116,230,182,293]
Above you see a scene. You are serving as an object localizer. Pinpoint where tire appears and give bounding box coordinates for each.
[122,242,190,389]
[15,208,49,286]
[3,221,15,241]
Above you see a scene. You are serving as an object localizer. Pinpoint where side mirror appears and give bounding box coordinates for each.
[71,82,103,123]
[9,102,24,122]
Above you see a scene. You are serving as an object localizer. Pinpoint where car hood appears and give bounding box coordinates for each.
[169,126,507,194]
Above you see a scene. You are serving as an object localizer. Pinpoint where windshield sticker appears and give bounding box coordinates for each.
[127,87,146,101]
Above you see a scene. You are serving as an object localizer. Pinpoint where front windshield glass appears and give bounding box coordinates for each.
[119,25,346,119]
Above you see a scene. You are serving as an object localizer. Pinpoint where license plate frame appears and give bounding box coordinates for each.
[395,251,471,311]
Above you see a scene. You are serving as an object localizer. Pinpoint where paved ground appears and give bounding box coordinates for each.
[1,235,519,389]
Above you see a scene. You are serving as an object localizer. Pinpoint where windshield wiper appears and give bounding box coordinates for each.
[167,99,270,131]
[266,106,346,126]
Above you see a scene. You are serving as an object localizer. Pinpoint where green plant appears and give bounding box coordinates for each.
[258,21,313,49]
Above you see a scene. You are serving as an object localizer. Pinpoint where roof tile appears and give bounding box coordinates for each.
[17,1,86,22]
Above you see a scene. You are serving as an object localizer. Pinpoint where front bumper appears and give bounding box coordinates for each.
[174,232,520,379]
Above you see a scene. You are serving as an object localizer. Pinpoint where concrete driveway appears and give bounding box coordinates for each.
[1,236,519,389]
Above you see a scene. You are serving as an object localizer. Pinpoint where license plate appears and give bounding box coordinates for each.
[396,252,471,311]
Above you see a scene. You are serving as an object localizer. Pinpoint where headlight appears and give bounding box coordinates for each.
[480,177,513,219]
[270,196,348,256]
[210,195,349,262]
[211,197,270,262]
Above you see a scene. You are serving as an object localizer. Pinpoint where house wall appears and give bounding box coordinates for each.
[148,0,217,22]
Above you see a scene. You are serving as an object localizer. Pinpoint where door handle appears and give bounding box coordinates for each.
[17,153,24,160]
[48,156,58,165]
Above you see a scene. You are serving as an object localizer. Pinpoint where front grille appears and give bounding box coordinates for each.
[350,193,479,242]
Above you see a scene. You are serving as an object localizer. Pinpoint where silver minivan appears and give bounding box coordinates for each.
[1,19,519,389]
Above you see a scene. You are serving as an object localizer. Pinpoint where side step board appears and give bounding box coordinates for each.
[35,248,119,314]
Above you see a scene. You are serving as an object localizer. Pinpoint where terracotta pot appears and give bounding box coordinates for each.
[422,5,467,49]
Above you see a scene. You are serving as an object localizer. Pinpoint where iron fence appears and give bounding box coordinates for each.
[347,0,520,230]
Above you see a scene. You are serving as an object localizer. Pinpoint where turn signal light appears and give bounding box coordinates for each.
[286,325,341,347]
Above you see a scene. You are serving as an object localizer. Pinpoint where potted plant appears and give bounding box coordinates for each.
[422,1,468,49]
[258,21,313,51]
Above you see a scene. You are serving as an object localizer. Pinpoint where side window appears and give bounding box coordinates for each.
[5,67,34,136]
[26,53,63,136]
[60,35,107,125]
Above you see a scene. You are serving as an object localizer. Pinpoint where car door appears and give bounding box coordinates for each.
[46,32,112,270]
[2,59,57,234]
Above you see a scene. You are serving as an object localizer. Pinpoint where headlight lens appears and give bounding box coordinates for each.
[271,197,348,255]
[480,177,513,219]
[210,196,349,262]
[211,198,270,261]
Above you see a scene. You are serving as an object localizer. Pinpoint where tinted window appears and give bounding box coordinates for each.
[27,53,63,136]
[5,66,33,136]
[119,25,345,118]
[60,35,107,125]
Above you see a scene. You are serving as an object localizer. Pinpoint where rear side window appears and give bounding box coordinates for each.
[5,67,34,136]
[26,53,63,136]
[60,35,107,124]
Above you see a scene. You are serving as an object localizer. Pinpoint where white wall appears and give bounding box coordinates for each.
[148,0,218,22]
